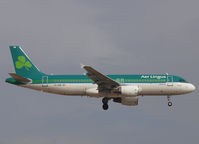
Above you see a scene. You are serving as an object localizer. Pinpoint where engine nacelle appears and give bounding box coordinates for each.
[113,97,138,106]
[121,97,138,106]
[120,86,139,96]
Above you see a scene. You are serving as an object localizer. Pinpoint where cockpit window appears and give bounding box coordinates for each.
[179,79,186,82]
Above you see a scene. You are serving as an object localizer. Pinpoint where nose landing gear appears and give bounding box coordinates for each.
[167,96,172,107]
[102,97,111,110]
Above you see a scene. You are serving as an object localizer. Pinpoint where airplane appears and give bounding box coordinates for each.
[6,46,196,110]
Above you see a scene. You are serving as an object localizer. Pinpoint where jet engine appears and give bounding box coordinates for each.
[113,97,138,106]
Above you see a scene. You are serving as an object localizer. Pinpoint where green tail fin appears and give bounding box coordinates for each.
[9,46,45,78]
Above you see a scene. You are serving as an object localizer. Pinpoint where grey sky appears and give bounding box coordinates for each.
[0,0,199,144]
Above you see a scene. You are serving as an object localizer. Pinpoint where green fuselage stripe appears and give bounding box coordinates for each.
[31,74,186,84]
[6,74,188,85]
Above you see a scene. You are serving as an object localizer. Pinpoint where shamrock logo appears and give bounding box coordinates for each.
[15,56,32,71]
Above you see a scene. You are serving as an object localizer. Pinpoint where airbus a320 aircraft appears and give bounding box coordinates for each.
[6,46,196,110]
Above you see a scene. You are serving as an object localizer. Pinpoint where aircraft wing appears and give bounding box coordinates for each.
[82,65,120,91]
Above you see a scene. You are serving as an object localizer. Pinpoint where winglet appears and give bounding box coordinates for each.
[80,63,86,69]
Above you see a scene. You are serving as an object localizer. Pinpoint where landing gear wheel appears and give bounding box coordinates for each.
[168,102,172,107]
[103,104,109,110]
[102,97,110,110]
[167,96,172,107]
[102,97,109,104]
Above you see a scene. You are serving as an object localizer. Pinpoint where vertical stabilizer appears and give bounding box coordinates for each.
[9,46,45,78]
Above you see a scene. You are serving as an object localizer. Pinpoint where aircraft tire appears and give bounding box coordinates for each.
[168,102,172,107]
[103,104,109,110]
[102,97,109,104]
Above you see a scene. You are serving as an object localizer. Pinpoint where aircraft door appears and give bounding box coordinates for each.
[167,76,173,86]
[42,76,48,87]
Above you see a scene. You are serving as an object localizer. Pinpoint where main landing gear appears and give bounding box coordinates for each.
[102,97,110,110]
[167,96,172,107]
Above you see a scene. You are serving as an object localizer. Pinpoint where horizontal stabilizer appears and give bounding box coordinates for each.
[9,73,32,83]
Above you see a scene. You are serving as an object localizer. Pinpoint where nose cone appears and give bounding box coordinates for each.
[187,83,196,93]
[190,84,196,92]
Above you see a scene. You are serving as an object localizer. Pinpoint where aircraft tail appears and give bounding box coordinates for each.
[9,46,45,78]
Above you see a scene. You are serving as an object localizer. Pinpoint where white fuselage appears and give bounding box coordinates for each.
[22,82,195,97]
